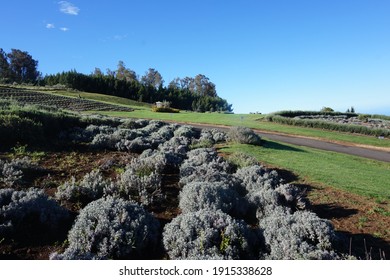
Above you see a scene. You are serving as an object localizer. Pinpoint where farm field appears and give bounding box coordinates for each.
[0,88,389,259]
[0,86,134,112]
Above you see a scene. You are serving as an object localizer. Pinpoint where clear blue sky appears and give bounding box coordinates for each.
[1,0,389,114]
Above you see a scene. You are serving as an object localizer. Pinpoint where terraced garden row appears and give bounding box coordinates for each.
[0,87,133,112]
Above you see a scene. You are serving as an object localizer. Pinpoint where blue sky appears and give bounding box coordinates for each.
[1,0,389,114]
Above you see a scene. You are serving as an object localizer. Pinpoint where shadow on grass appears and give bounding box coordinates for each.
[261,139,305,152]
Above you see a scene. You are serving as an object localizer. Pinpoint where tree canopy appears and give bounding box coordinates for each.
[0,48,41,84]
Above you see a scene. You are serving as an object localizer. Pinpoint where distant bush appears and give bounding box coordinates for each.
[152,106,180,113]
[163,209,257,260]
[50,196,160,259]
[259,207,338,260]
[266,113,389,137]
[271,110,357,118]
[227,126,261,145]
[0,188,69,238]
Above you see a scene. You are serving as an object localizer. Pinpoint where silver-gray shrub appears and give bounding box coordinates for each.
[183,148,219,166]
[179,161,237,187]
[50,196,160,260]
[179,148,236,186]
[117,159,162,206]
[157,136,192,166]
[118,118,144,129]
[163,209,257,260]
[275,183,309,211]
[0,188,69,237]
[137,120,166,137]
[235,166,307,218]
[199,129,227,144]
[150,124,178,141]
[259,206,338,260]
[174,125,199,138]
[227,126,261,145]
[138,149,168,173]
[91,132,120,149]
[234,165,281,193]
[0,157,39,187]
[55,170,108,205]
[0,161,23,187]
[116,136,152,153]
[179,181,247,217]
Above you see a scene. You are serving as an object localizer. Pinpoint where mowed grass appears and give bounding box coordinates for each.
[219,140,390,202]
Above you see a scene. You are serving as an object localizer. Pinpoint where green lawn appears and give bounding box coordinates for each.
[219,140,390,201]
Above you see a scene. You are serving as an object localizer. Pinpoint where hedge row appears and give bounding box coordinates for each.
[266,115,389,137]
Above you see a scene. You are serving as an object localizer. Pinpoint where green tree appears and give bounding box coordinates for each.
[141,68,164,89]
[7,49,40,83]
[193,74,217,97]
[116,61,137,82]
[0,48,11,82]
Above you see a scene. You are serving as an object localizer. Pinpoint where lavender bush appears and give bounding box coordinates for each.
[163,209,257,260]
[55,170,108,205]
[0,188,69,237]
[50,196,160,259]
[259,207,338,260]
[227,126,261,145]
[179,181,247,217]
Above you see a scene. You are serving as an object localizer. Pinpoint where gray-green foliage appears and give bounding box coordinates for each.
[55,170,108,205]
[259,207,338,260]
[179,148,235,187]
[179,181,247,217]
[116,158,162,206]
[234,165,308,219]
[227,126,261,145]
[50,196,160,259]
[163,209,256,260]
[0,188,69,237]
[0,160,23,187]
[0,157,39,187]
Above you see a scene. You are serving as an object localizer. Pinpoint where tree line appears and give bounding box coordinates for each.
[43,63,232,112]
[0,48,232,112]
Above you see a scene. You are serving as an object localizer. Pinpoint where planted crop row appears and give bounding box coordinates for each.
[0,89,133,112]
